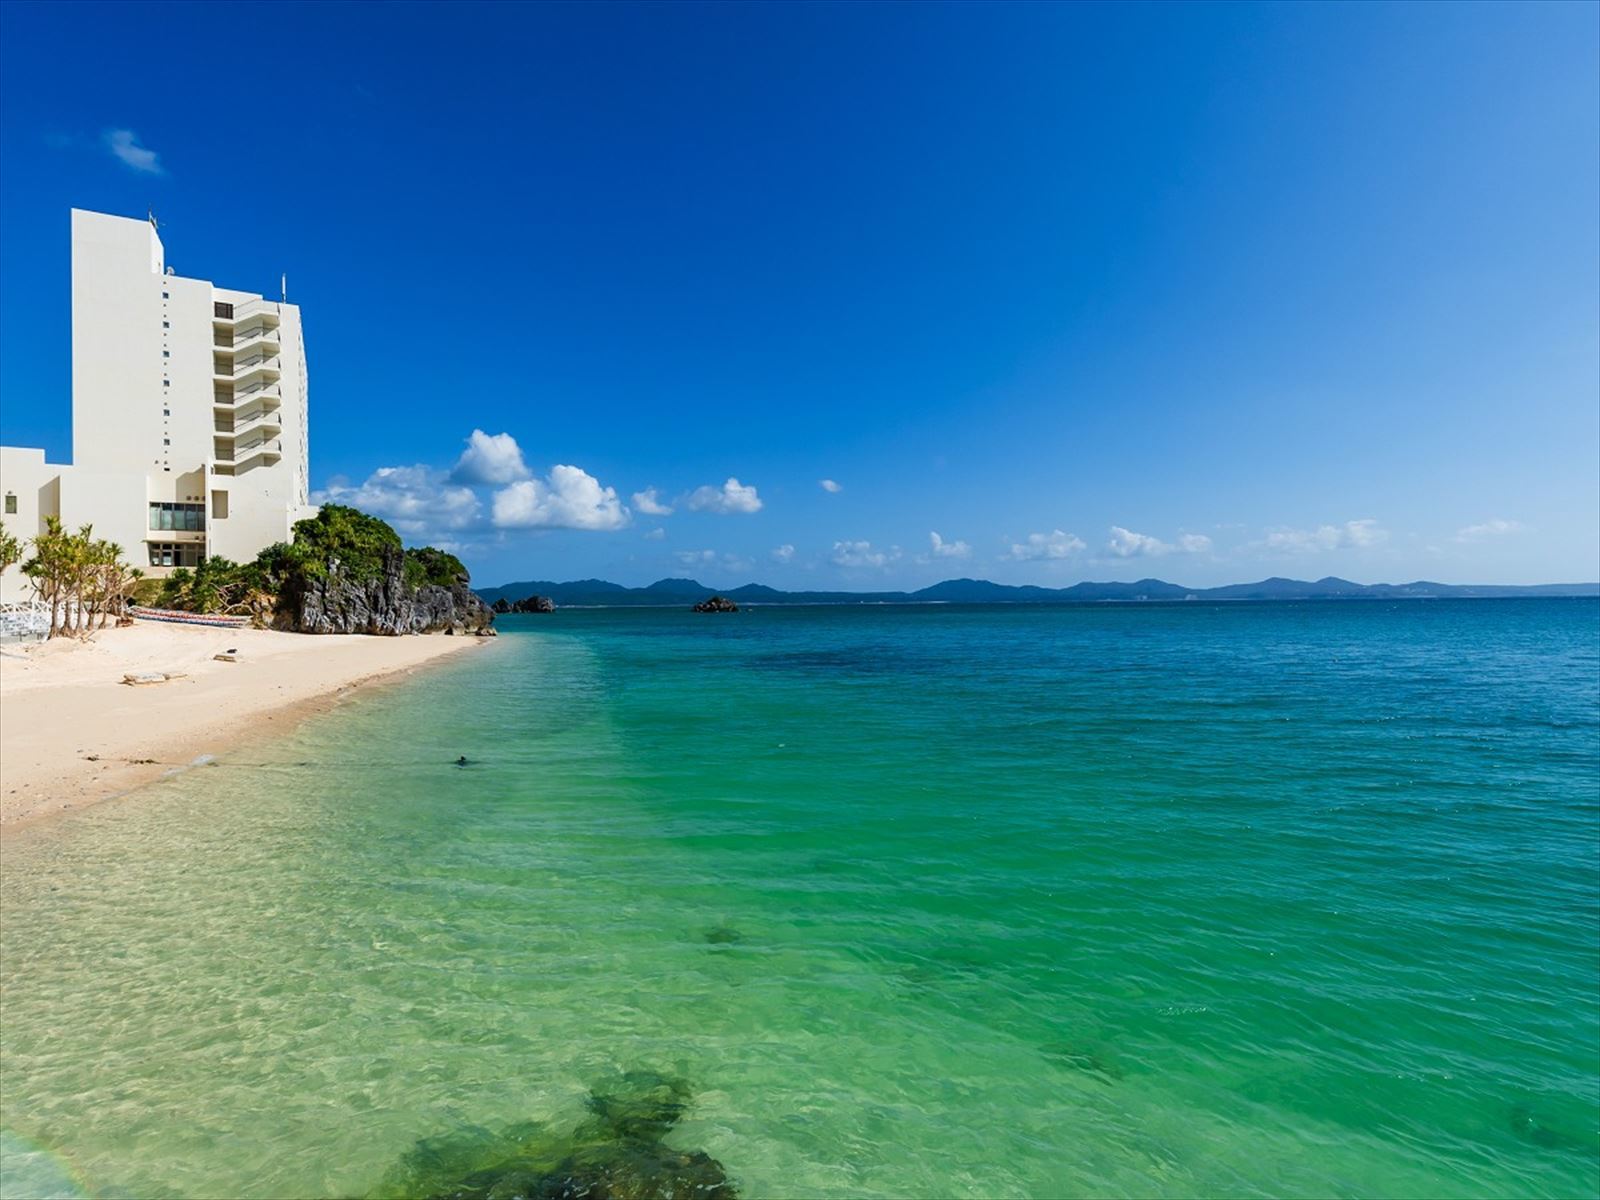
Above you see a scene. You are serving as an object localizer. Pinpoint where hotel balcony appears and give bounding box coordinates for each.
[212,297,281,329]
[213,409,283,439]
[213,435,283,472]
[213,353,282,389]
[215,382,283,413]
[231,325,281,356]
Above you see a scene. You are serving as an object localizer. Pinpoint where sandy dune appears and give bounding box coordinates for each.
[0,620,490,830]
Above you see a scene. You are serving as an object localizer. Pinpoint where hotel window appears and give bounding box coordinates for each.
[214,301,233,319]
[163,380,170,387]
[162,351,170,358]
[163,321,170,329]
[148,542,204,568]
[3,493,15,514]
[148,502,205,532]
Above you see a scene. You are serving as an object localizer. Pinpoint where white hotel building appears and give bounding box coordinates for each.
[0,209,316,602]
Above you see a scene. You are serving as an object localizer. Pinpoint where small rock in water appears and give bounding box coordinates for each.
[704,926,743,945]
[1041,1041,1125,1082]
[1508,1103,1582,1151]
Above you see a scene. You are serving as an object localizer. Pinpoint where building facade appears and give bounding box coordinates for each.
[0,209,316,602]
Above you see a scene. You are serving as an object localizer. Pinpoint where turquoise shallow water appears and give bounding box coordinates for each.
[2,600,1597,1199]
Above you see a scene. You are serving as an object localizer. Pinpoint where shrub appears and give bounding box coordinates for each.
[151,505,471,621]
[404,546,469,589]
[285,504,402,582]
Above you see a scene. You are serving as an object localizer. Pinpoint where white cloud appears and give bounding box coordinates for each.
[686,477,763,514]
[1104,526,1213,558]
[1455,518,1525,542]
[819,479,842,493]
[676,549,717,566]
[1264,519,1387,553]
[103,129,163,175]
[633,487,674,516]
[1005,530,1086,561]
[491,464,630,531]
[452,429,532,485]
[831,540,898,569]
[771,544,796,563]
[929,531,971,559]
[313,465,480,542]
[643,527,666,541]
[1106,526,1170,558]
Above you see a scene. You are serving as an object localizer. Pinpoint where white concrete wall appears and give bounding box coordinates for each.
[50,209,316,575]
[57,467,153,571]
[0,448,70,603]
[71,209,167,477]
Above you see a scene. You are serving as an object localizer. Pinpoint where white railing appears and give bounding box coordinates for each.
[219,409,281,436]
[0,598,52,641]
[233,325,279,347]
[229,297,280,324]
[220,436,282,462]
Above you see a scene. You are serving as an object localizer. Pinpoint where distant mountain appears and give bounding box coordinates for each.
[475,575,1599,608]
[641,577,708,596]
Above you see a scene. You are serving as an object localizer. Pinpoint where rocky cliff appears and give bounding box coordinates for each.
[271,548,495,636]
[491,594,556,614]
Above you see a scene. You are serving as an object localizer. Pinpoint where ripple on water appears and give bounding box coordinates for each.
[1,601,1597,1199]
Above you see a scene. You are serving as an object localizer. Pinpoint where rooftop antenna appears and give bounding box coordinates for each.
[148,207,159,232]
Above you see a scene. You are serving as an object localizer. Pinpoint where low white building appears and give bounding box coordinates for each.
[1,209,317,603]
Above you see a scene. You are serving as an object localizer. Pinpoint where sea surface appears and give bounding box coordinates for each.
[2,600,1597,1199]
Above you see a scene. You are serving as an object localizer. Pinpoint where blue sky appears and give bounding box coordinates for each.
[2,1,1596,588]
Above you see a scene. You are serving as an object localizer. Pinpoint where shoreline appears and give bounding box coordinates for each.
[0,622,492,834]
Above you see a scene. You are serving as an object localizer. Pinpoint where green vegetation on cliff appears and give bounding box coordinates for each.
[156,504,476,623]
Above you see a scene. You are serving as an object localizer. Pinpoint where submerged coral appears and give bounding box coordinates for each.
[369,1071,736,1200]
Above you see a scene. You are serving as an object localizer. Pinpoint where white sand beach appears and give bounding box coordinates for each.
[0,621,490,830]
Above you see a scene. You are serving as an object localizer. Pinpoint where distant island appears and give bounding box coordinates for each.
[478,575,1600,608]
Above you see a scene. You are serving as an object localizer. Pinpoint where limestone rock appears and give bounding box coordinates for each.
[270,548,495,636]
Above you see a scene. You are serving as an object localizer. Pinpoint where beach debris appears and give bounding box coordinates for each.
[121,671,186,686]
[213,652,238,662]
[703,925,743,946]
[368,1070,736,1200]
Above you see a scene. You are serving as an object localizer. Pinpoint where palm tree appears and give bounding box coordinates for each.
[0,520,21,581]
[20,520,135,639]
